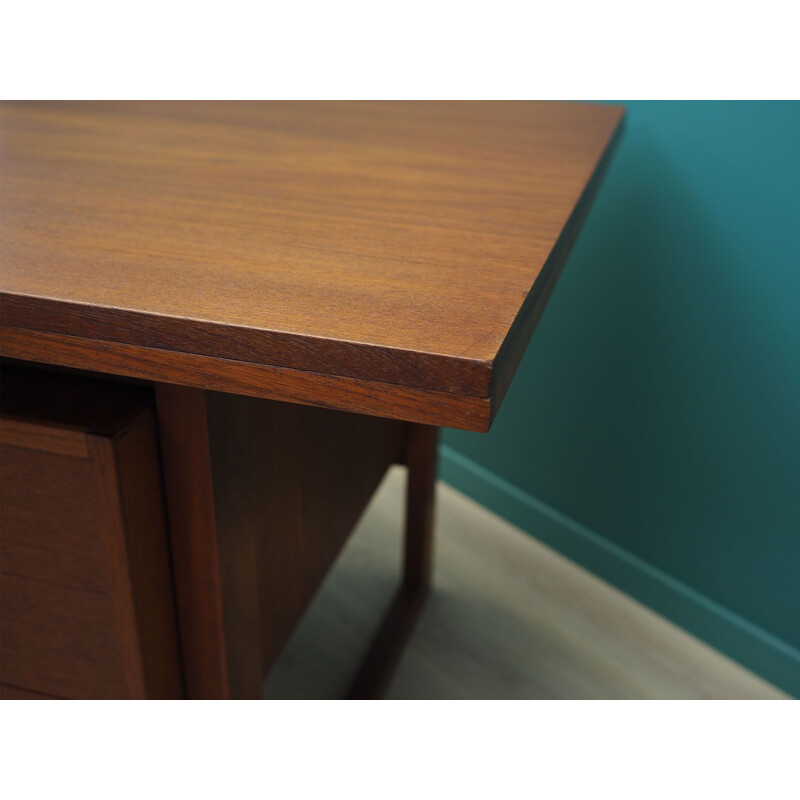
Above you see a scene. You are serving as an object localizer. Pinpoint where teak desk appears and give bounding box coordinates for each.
[0,102,624,699]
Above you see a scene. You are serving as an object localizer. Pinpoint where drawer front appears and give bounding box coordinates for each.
[0,443,108,591]
[0,574,128,699]
[1,365,183,699]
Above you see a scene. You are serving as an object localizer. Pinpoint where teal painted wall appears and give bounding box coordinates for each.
[441,101,800,696]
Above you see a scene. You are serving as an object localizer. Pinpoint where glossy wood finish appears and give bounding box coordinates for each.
[1,104,625,699]
[89,411,183,698]
[0,418,88,457]
[154,385,404,699]
[0,102,624,431]
[0,366,183,699]
[3,326,490,430]
[153,384,230,699]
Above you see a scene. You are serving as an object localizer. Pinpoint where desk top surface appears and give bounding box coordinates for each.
[0,101,623,430]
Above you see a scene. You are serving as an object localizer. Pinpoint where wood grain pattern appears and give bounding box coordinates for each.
[154,385,403,698]
[205,392,404,681]
[87,413,183,699]
[0,443,108,590]
[0,102,624,430]
[153,384,230,699]
[2,325,492,431]
[0,363,164,593]
[0,418,88,457]
[110,409,184,699]
[0,366,182,699]
[0,573,129,699]
[88,434,151,696]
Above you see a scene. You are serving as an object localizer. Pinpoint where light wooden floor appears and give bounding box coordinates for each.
[263,467,787,699]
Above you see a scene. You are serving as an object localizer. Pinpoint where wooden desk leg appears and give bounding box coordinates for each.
[346,423,439,699]
[403,423,439,589]
[154,384,233,699]
[155,385,405,699]
[156,384,435,700]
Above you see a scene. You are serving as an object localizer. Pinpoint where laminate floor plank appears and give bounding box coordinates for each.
[263,467,787,700]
